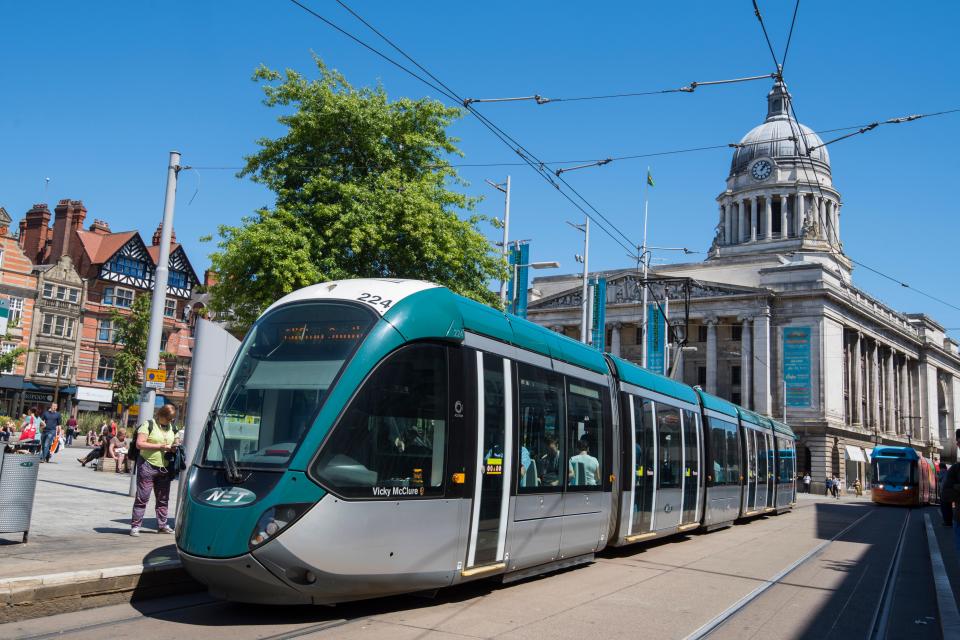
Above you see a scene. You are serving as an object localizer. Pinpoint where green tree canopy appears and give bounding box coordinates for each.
[111,294,151,410]
[207,56,505,331]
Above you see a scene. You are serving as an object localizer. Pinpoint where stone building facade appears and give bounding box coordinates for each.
[526,82,960,492]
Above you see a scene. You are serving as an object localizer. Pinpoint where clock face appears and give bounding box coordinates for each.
[751,160,773,181]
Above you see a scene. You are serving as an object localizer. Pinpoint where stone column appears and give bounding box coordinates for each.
[740,200,749,243]
[753,311,771,415]
[763,194,773,240]
[898,356,908,434]
[740,316,753,410]
[870,341,881,431]
[780,193,789,238]
[705,317,718,395]
[610,322,622,357]
[885,349,895,433]
[796,194,806,236]
[723,203,732,246]
[835,202,842,243]
[853,332,863,425]
[749,197,758,242]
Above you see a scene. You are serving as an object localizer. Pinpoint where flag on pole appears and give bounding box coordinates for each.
[646,169,655,187]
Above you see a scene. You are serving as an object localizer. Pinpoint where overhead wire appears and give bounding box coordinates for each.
[781,0,801,74]
[289,0,639,255]
[461,73,777,106]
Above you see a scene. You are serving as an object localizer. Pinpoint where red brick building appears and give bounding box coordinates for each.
[0,207,38,417]
[18,200,200,419]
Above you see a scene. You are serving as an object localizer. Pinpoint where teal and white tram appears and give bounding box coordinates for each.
[176,279,797,604]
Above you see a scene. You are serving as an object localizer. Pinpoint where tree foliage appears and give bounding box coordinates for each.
[111,294,151,409]
[207,57,505,331]
[0,337,25,376]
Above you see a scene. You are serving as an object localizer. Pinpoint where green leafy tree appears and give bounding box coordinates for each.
[0,338,25,375]
[207,56,505,331]
[111,295,151,424]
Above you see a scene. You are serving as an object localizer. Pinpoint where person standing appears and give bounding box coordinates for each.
[803,473,811,494]
[39,402,61,463]
[130,405,179,537]
[824,476,832,497]
[65,414,78,446]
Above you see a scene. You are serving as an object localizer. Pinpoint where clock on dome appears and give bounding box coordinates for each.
[751,159,773,181]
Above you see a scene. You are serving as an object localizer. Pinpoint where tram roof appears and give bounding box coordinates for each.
[694,389,739,419]
[872,446,920,460]
[738,408,771,428]
[608,356,700,405]
[769,419,797,439]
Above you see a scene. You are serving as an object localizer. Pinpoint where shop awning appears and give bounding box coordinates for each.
[0,375,26,390]
[845,445,866,462]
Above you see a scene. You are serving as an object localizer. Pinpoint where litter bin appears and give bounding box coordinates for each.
[0,450,41,543]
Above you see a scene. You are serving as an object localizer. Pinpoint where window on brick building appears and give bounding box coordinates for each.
[41,313,75,338]
[8,297,23,328]
[164,298,176,318]
[96,355,116,382]
[1,343,17,375]
[44,283,80,303]
[98,318,113,342]
[175,369,187,390]
[104,287,134,308]
[36,351,70,378]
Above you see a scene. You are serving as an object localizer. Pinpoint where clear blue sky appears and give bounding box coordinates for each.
[3,2,959,330]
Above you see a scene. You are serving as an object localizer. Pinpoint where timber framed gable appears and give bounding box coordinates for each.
[166,245,200,299]
[98,234,154,289]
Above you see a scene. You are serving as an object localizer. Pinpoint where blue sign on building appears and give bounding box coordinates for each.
[590,277,606,352]
[783,326,812,407]
[646,303,667,375]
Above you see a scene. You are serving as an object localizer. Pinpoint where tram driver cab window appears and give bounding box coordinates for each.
[312,344,449,498]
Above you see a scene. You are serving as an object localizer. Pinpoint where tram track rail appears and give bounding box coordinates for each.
[684,506,881,639]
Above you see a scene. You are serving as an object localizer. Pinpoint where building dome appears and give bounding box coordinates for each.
[729,81,830,176]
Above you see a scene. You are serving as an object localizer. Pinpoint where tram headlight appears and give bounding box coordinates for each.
[877,484,884,490]
[249,503,311,549]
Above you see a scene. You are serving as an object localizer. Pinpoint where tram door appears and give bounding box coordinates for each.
[755,430,768,509]
[680,410,700,526]
[765,433,775,508]
[744,429,757,513]
[628,395,656,535]
[465,353,512,570]
[654,404,683,531]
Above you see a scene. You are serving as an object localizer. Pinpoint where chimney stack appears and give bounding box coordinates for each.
[89,219,111,235]
[20,204,51,264]
[152,222,175,246]
[50,199,87,262]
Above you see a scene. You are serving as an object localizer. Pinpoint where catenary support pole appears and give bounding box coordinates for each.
[579,216,590,343]
[640,177,650,368]
[130,151,181,497]
[498,176,511,305]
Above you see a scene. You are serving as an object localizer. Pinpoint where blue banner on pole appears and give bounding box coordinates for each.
[783,326,812,407]
[590,277,606,351]
[646,303,666,374]
[506,242,530,317]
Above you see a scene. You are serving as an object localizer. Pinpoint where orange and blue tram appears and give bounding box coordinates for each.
[871,446,935,506]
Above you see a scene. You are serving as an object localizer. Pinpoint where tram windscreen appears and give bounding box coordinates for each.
[202,301,376,469]
[873,459,914,485]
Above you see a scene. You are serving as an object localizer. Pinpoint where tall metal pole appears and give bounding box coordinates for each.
[130,150,180,496]
[498,176,512,305]
[640,172,650,368]
[579,217,590,343]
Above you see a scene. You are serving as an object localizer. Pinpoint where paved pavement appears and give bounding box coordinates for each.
[0,442,180,580]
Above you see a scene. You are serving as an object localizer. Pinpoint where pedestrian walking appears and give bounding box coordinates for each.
[38,402,61,463]
[130,405,180,536]
[65,415,77,446]
[824,476,832,496]
[18,408,38,443]
[803,473,811,494]
[854,478,863,497]
[832,476,841,499]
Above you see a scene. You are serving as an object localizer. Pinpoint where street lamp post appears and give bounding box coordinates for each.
[633,246,696,368]
[485,177,512,306]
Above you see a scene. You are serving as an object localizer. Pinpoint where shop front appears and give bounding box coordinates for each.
[844,444,869,491]
[76,386,114,415]
[0,375,26,419]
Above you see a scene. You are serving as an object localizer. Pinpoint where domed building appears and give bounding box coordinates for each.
[525,81,960,493]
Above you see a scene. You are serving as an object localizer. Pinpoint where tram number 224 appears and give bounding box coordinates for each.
[357,292,393,310]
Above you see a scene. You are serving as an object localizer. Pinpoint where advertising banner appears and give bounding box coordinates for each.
[507,242,530,317]
[783,326,812,407]
[646,302,667,375]
[590,277,606,351]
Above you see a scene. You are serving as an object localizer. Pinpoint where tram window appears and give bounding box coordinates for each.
[566,379,603,490]
[311,344,448,498]
[656,404,682,489]
[708,417,739,486]
[517,363,565,493]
